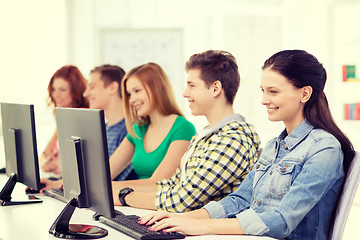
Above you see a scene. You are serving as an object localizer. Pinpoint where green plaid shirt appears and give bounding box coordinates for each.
[155,117,261,212]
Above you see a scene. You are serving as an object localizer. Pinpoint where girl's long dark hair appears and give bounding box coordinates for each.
[262,50,355,173]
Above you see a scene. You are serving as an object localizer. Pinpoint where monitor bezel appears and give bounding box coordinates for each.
[55,107,115,218]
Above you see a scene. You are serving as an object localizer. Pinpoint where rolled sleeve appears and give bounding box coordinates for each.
[236,208,269,236]
[202,201,227,219]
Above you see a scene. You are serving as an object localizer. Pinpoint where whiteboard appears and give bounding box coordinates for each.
[99,28,184,108]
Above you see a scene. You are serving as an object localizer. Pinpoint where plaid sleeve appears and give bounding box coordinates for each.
[155,128,255,213]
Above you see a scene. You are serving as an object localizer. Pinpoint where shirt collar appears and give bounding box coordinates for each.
[276,119,314,150]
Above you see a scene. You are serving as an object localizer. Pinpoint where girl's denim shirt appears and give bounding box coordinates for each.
[203,120,344,240]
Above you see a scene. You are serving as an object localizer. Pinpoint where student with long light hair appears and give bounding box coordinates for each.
[110,63,196,189]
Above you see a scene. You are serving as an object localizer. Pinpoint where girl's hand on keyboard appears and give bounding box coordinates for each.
[139,210,182,226]
[148,217,212,236]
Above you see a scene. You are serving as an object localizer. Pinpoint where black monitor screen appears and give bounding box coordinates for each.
[0,102,42,205]
[49,107,114,238]
[56,107,114,214]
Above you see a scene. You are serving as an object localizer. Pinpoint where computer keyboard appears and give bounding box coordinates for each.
[98,210,185,240]
[43,188,67,203]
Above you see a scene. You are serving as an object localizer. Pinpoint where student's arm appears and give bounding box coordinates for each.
[122,191,157,210]
[112,181,158,205]
[39,178,63,192]
[112,139,189,205]
[40,130,58,172]
[140,208,210,225]
[152,218,243,236]
[109,138,135,179]
[148,140,189,180]
[112,168,181,206]
[42,130,58,157]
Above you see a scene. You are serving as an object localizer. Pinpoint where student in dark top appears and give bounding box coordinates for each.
[83,64,137,180]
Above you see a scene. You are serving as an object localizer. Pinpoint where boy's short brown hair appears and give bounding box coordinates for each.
[185,50,240,104]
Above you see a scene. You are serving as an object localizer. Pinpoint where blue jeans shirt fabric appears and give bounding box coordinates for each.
[203,119,344,240]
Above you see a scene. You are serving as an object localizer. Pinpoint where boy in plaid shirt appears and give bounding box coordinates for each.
[113,50,261,212]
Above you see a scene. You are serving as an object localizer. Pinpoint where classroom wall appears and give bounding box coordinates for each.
[1,0,360,169]
[0,0,67,160]
[63,0,341,145]
[65,0,290,145]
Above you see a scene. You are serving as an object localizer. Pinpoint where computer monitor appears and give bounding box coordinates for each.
[0,102,43,206]
[49,107,114,239]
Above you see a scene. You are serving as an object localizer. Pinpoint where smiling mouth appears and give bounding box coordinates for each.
[134,104,142,111]
[267,107,278,113]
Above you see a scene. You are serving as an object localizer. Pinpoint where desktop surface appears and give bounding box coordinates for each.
[0,174,277,240]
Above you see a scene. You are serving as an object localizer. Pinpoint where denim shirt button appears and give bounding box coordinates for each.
[280,166,288,173]
[257,200,261,205]
[269,170,273,175]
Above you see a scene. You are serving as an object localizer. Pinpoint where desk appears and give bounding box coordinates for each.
[0,174,276,240]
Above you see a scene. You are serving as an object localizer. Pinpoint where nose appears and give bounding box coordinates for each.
[129,94,135,105]
[183,86,189,98]
[83,87,89,98]
[261,93,270,105]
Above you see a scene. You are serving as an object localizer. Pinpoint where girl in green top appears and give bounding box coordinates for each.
[110,63,196,188]
[127,116,196,179]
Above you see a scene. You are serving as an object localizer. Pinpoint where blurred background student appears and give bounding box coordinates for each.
[83,64,138,180]
[40,65,88,178]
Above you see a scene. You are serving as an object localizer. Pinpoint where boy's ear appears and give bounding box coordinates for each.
[108,81,120,94]
[300,86,312,103]
[212,80,222,96]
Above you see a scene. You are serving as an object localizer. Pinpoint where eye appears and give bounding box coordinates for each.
[270,90,278,94]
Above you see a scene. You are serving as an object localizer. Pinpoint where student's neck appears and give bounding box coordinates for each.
[148,111,174,127]
[104,97,125,127]
[206,103,234,128]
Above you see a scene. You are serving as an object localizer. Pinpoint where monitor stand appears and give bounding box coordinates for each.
[49,198,108,239]
[0,173,43,206]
